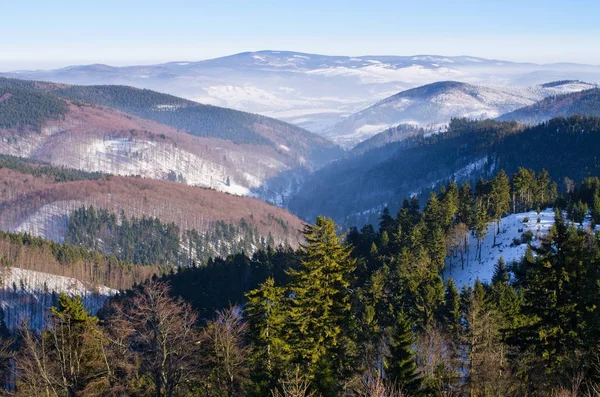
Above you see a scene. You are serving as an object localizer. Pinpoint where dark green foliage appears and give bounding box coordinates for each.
[0,154,104,182]
[442,279,462,337]
[166,247,297,321]
[511,210,600,391]
[65,206,281,267]
[285,216,357,395]
[54,84,272,145]
[66,207,180,266]
[386,311,420,393]
[0,85,68,130]
[491,257,509,285]
[291,115,600,227]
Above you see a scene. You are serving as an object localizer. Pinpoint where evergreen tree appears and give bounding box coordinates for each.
[490,170,511,245]
[441,181,460,230]
[491,257,509,285]
[246,278,292,396]
[458,182,474,228]
[386,311,420,394]
[443,279,462,339]
[473,197,490,263]
[286,216,357,396]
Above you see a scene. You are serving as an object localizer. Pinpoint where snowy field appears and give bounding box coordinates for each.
[444,209,599,288]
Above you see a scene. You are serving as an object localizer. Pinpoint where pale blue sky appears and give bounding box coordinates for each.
[2,0,599,70]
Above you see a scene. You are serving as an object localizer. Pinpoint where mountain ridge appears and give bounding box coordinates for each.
[5,51,600,133]
[324,80,597,147]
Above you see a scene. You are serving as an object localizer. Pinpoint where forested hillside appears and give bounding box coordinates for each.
[499,87,600,124]
[0,77,342,200]
[1,169,599,396]
[290,116,600,226]
[0,160,305,264]
[0,85,68,130]
[0,77,341,164]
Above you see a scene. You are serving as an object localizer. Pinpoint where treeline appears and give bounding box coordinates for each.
[65,206,286,267]
[0,86,68,130]
[0,229,162,291]
[0,153,104,182]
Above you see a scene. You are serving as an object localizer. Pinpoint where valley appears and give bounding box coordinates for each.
[1,45,600,396]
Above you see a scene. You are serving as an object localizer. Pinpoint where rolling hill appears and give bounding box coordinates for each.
[0,158,304,255]
[498,87,600,124]
[0,77,341,199]
[289,116,600,227]
[324,80,596,147]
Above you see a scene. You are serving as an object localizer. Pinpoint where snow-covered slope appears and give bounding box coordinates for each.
[498,87,600,125]
[444,209,599,288]
[4,51,600,133]
[0,79,342,201]
[0,267,115,329]
[326,80,597,147]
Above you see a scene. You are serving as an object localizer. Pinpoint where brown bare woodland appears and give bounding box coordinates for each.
[13,281,251,397]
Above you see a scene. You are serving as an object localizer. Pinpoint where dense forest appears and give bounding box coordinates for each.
[65,206,285,267]
[499,87,600,125]
[0,229,162,290]
[290,116,600,227]
[53,84,273,145]
[0,86,68,131]
[1,168,599,396]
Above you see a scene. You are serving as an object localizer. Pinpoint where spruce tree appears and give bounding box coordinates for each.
[246,278,291,396]
[490,170,511,245]
[286,216,357,395]
[386,311,420,394]
[473,197,489,263]
[491,257,509,285]
[443,278,462,339]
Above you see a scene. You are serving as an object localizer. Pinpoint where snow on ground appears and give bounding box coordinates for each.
[14,201,79,243]
[0,267,116,329]
[444,209,599,288]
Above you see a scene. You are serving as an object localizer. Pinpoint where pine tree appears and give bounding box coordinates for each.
[441,181,460,230]
[246,278,292,396]
[473,197,489,263]
[490,170,511,245]
[443,279,462,339]
[286,216,357,395]
[379,207,396,237]
[512,210,597,390]
[491,257,509,285]
[534,169,551,208]
[386,311,420,394]
[458,182,473,228]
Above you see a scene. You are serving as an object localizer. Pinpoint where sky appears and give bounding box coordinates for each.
[2,0,600,70]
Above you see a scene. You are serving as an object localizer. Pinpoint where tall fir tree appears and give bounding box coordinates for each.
[386,311,421,395]
[286,216,357,396]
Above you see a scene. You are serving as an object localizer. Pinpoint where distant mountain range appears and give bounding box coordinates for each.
[324,80,597,147]
[3,51,600,133]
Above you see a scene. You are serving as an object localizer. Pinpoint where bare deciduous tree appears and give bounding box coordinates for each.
[108,280,200,397]
[270,366,316,397]
[198,306,248,396]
